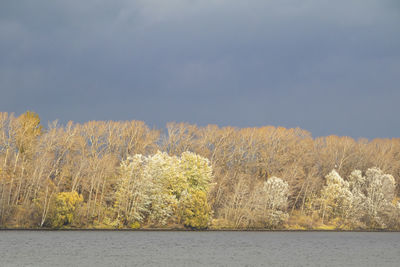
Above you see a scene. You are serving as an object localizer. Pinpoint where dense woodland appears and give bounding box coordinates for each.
[0,111,399,230]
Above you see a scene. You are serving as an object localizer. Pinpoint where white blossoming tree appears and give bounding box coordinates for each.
[114,154,152,227]
[319,170,353,222]
[114,151,213,228]
[349,168,397,228]
[252,177,290,228]
[143,152,181,225]
[319,167,399,228]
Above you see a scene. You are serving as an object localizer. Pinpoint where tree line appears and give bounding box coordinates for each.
[0,111,399,229]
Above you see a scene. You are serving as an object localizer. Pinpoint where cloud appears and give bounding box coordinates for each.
[0,0,399,138]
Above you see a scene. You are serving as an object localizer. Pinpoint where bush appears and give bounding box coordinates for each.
[51,191,83,228]
[180,190,212,229]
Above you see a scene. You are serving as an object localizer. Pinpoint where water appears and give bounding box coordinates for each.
[0,231,399,266]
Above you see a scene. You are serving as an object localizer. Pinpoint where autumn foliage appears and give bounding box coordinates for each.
[0,111,399,230]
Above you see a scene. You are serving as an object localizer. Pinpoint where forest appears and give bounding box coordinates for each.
[0,111,399,230]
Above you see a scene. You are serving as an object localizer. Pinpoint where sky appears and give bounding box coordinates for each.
[1,0,399,138]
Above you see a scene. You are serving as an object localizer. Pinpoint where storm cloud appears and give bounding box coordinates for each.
[1,0,399,138]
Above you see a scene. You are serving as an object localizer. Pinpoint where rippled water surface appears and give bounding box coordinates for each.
[0,231,399,266]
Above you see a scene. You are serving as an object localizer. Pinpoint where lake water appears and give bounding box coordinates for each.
[0,231,399,266]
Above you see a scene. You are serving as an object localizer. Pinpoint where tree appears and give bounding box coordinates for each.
[112,151,213,228]
[14,111,42,154]
[319,170,353,223]
[318,168,399,228]
[252,177,290,228]
[179,151,212,193]
[349,168,398,228]
[114,155,152,226]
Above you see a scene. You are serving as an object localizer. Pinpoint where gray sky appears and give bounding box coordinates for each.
[1,0,399,138]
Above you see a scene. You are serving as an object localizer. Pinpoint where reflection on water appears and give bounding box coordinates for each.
[0,231,399,266]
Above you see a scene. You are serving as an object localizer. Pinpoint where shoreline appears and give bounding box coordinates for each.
[0,228,399,232]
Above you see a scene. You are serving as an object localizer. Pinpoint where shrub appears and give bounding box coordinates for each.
[180,190,212,229]
[52,191,83,228]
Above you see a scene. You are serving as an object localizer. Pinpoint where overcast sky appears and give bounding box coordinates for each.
[1,0,399,138]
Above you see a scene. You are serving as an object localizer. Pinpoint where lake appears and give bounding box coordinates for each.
[0,231,399,266]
